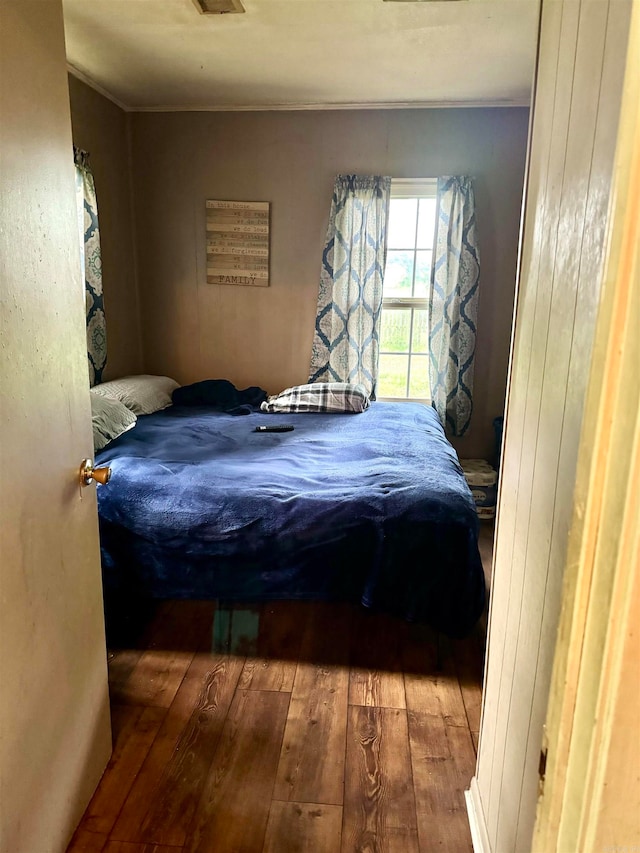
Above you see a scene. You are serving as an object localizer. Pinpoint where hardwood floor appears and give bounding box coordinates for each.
[68,528,492,853]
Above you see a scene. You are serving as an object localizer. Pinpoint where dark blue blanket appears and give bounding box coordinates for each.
[96,402,485,636]
[171,378,267,414]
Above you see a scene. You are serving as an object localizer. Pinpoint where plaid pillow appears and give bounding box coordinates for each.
[260,382,370,414]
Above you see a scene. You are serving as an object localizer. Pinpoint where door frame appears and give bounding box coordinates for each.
[532,0,640,846]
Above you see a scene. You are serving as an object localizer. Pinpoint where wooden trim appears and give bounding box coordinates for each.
[532,0,640,847]
[465,777,491,853]
[131,99,532,113]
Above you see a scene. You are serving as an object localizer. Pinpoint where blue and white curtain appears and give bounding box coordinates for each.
[309,175,391,398]
[429,176,480,436]
[74,147,106,386]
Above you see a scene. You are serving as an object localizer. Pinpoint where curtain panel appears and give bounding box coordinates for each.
[74,147,106,386]
[429,176,480,437]
[309,175,391,398]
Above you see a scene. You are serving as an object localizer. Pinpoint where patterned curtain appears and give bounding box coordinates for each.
[429,176,480,436]
[309,175,391,398]
[74,147,106,386]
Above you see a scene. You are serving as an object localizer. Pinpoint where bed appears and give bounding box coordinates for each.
[95,400,485,637]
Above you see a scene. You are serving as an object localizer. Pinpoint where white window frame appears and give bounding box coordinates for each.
[378,178,437,404]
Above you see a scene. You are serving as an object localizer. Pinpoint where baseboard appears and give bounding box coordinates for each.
[465,776,492,853]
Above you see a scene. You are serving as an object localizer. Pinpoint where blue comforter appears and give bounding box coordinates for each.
[96,402,485,636]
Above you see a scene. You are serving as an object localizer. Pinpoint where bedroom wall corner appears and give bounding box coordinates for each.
[68,73,143,382]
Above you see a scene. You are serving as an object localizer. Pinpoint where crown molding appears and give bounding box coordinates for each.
[64,66,530,113]
[133,97,531,112]
[67,63,132,112]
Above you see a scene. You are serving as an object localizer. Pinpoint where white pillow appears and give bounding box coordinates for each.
[91,374,179,416]
[90,392,137,451]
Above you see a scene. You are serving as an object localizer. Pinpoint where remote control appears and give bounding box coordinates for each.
[254,424,295,432]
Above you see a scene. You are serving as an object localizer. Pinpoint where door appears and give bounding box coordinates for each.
[466,0,634,849]
[0,2,111,851]
[532,2,640,844]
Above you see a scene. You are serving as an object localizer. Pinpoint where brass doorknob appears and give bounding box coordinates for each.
[80,458,112,487]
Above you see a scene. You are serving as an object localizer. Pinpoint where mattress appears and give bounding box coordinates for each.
[96,401,485,636]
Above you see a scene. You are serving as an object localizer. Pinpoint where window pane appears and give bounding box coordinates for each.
[414,250,432,298]
[384,250,414,297]
[412,309,428,354]
[417,197,437,249]
[378,353,409,398]
[387,199,417,248]
[409,354,430,398]
[380,309,411,353]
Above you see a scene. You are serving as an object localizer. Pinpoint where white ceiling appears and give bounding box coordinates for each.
[62,0,539,111]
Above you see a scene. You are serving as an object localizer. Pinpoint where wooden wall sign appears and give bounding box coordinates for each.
[206,200,270,287]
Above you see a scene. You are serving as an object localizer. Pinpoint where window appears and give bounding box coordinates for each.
[378,179,437,401]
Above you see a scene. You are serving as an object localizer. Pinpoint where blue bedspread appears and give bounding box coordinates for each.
[96,402,485,636]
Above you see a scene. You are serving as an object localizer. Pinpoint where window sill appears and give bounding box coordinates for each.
[376,396,432,405]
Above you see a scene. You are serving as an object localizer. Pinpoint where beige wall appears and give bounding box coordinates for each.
[0,2,111,851]
[470,0,633,849]
[68,74,142,381]
[130,107,528,458]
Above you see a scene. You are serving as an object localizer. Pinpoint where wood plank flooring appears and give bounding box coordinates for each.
[68,525,491,853]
